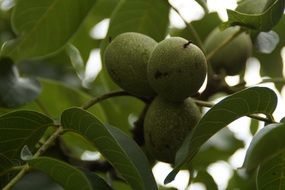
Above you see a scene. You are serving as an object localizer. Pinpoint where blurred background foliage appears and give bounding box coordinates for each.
[0,0,284,189]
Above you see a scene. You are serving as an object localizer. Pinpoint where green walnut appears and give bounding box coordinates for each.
[204,26,252,76]
[147,37,207,102]
[144,96,201,163]
[104,32,157,97]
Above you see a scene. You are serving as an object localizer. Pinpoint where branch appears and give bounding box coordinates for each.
[2,165,29,190]
[33,126,63,157]
[194,99,276,123]
[81,90,145,110]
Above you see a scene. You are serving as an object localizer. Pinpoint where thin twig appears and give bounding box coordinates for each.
[3,126,63,190]
[2,165,29,190]
[194,99,275,123]
[81,90,143,110]
[166,1,204,51]
[33,126,63,157]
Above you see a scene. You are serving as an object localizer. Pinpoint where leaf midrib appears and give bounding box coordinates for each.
[9,0,60,57]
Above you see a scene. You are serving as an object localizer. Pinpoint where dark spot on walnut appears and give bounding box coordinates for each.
[164,144,170,149]
[110,69,121,82]
[154,70,169,79]
[177,69,183,73]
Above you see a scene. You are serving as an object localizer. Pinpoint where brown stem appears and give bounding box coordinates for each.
[81,90,147,110]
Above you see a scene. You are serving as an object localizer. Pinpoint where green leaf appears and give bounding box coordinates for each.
[71,0,119,62]
[83,170,113,190]
[0,154,15,188]
[0,10,14,48]
[243,123,285,172]
[226,170,257,190]
[0,110,53,159]
[225,0,285,31]
[92,68,144,133]
[112,181,132,190]
[13,171,63,190]
[90,0,120,21]
[1,0,97,61]
[165,87,277,184]
[193,170,218,190]
[28,157,93,190]
[65,44,85,80]
[0,57,41,108]
[60,132,97,159]
[61,107,157,190]
[108,0,169,41]
[191,128,244,169]
[17,48,79,82]
[256,152,285,190]
[101,0,170,56]
[236,0,276,14]
[0,154,14,174]
[250,119,260,136]
[158,186,177,190]
[194,0,209,13]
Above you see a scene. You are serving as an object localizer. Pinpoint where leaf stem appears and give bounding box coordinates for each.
[33,125,63,158]
[3,126,63,190]
[206,28,243,61]
[194,99,276,123]
[81,90,144,110]
[166,1,204,51]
